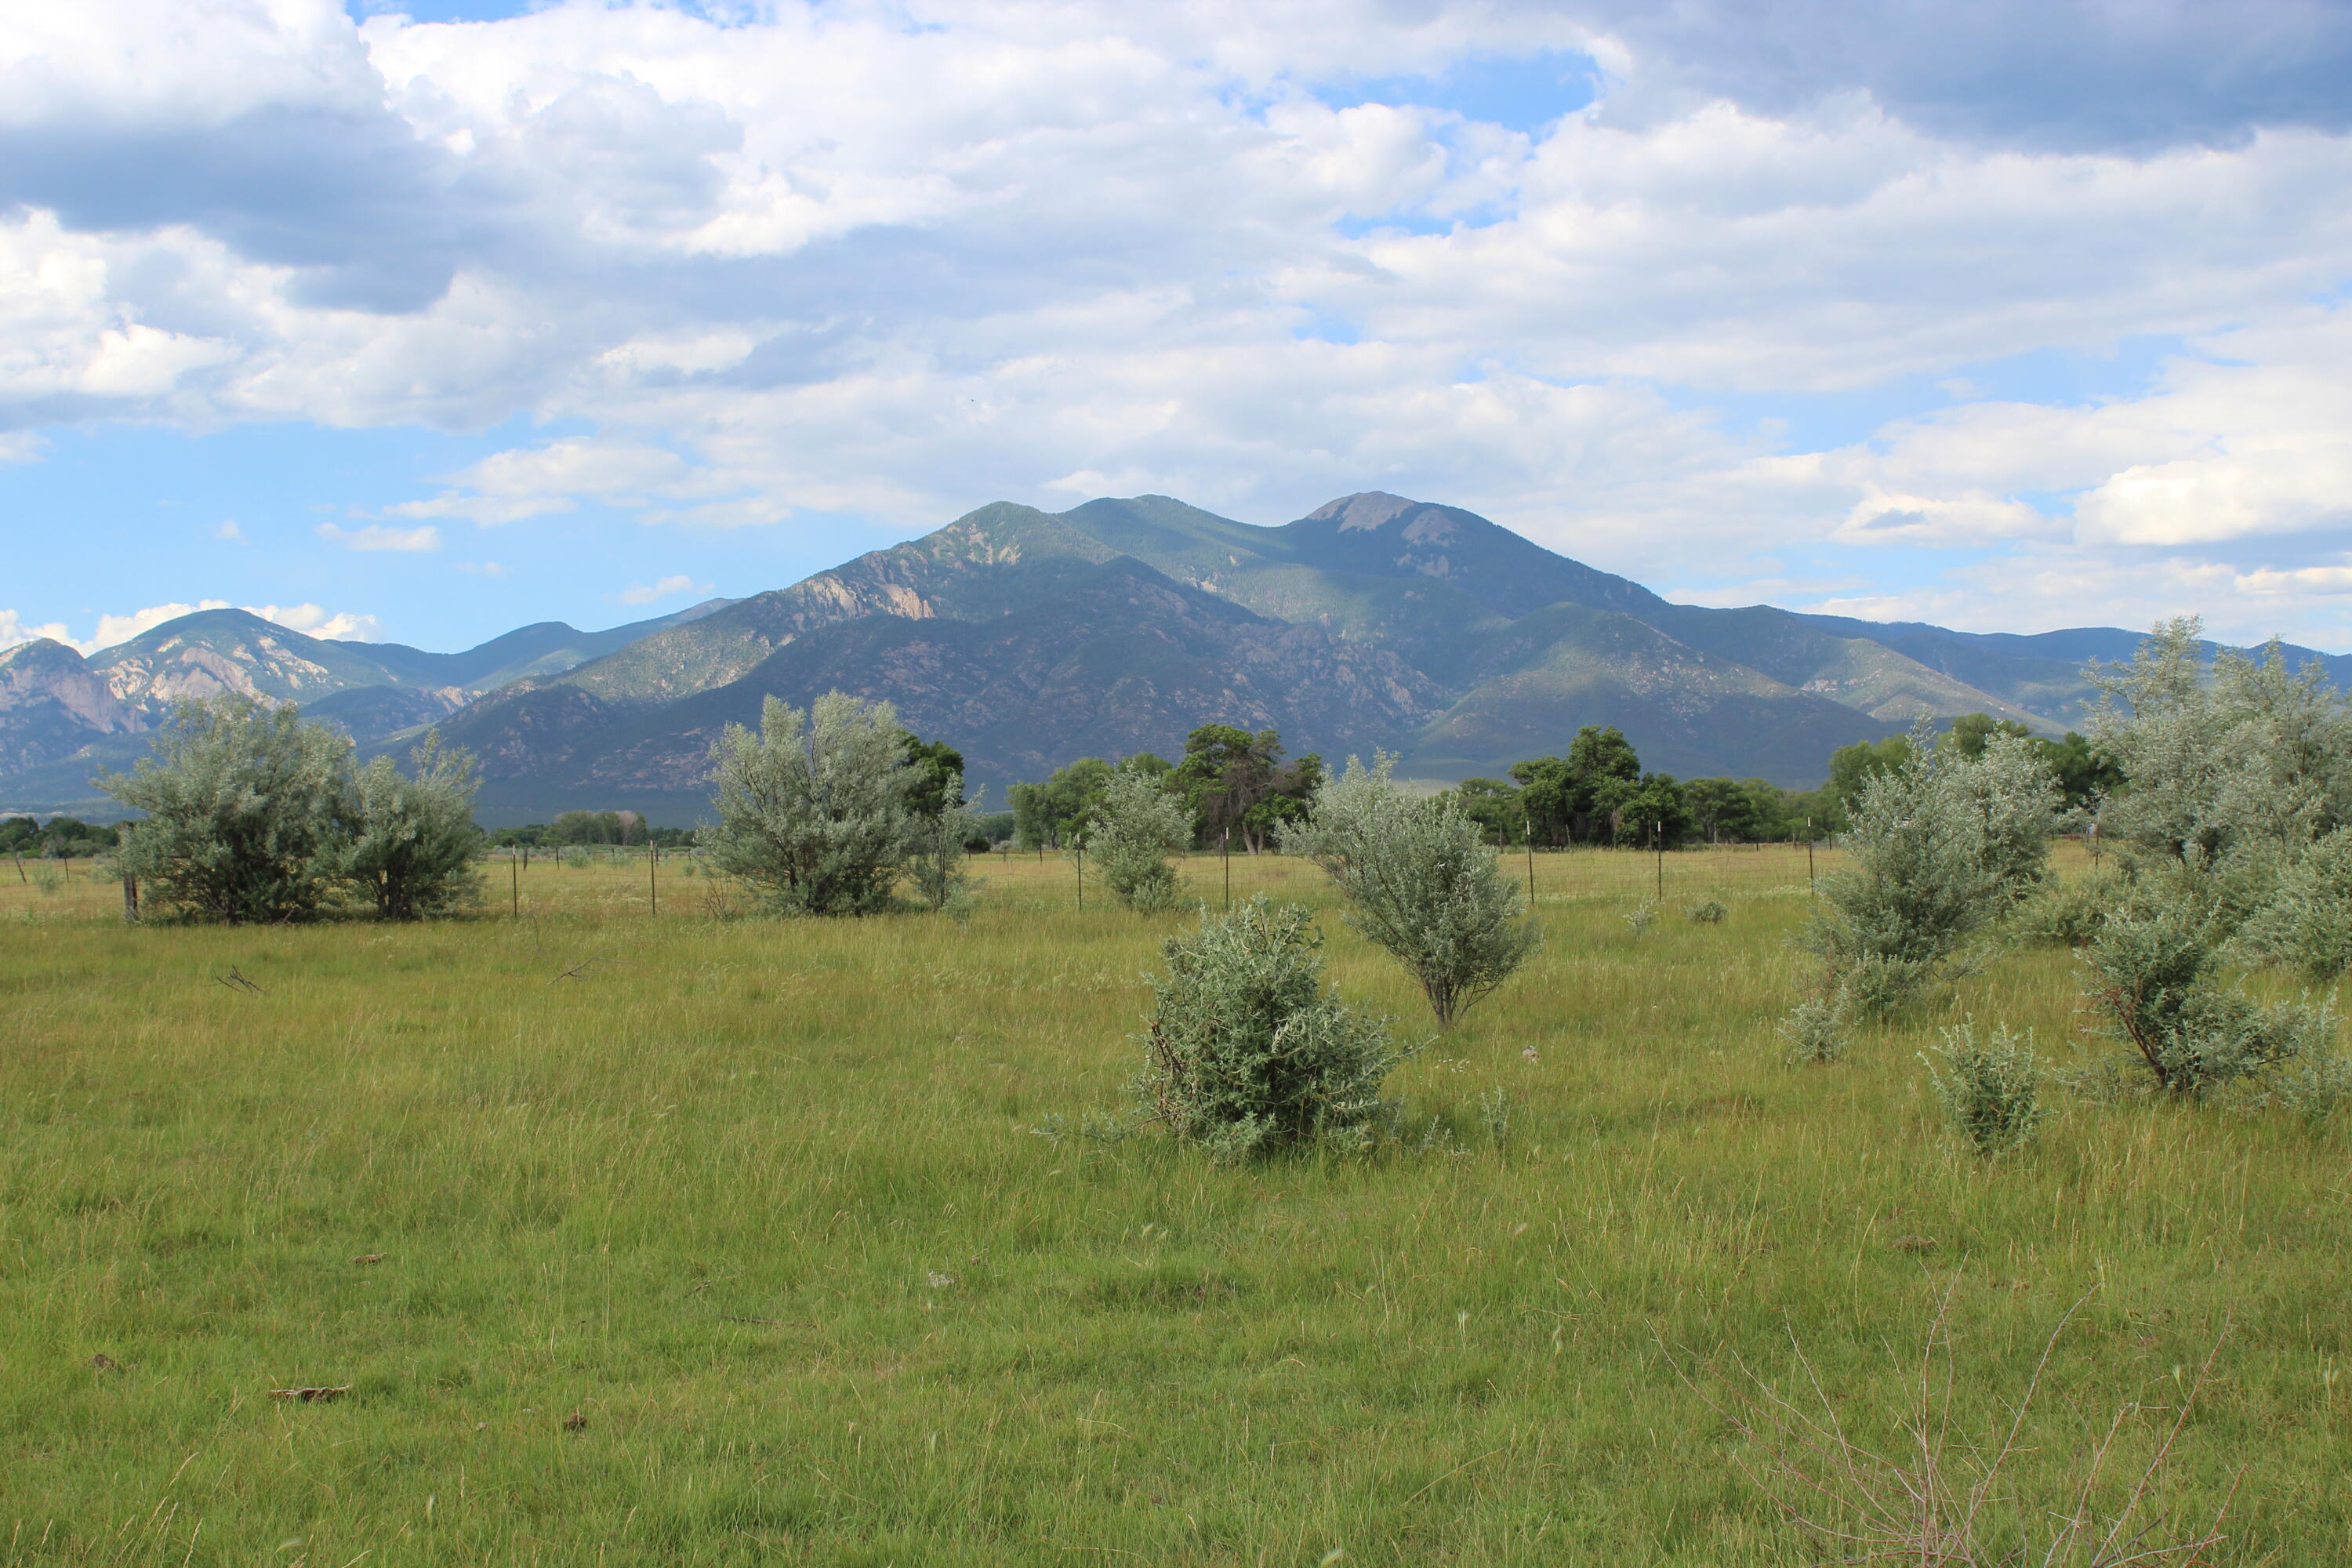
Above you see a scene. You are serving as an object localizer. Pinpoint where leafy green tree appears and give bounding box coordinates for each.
[100,694,353,924]
[2031,731,2123,811]
[1682,778,1764,843]
[1244,752,1323,849]
[902,736,968,821]
[1945,713,2034,758]
[551,810,637,845]
[0,815,119,857]
[1281,753,1539,1028]
[1507,755,1573,844]
[703,691,919,916]
[1610,771,1690,847]
[342,733,485,920]
[1009,757,1115,849]
[1447,778,1526,845]
[1175,724,1285,851]
[1827,732,1913,814]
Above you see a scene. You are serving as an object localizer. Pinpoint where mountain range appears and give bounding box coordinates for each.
[6,490,2344,823]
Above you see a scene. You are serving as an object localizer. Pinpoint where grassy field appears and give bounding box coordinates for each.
[1,844,2344,1565]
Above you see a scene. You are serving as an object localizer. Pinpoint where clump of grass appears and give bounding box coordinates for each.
[1682,898,1727,924]
[1665,1286,2240,1567]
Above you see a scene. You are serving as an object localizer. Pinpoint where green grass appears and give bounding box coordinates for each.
[1,847,2345,1565]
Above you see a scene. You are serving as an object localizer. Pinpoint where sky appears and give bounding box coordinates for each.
[5,0,2352,658]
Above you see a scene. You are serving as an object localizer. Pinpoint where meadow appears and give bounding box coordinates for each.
[1,844,2344,1565]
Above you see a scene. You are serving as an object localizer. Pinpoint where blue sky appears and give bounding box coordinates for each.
[5,0,2352,656]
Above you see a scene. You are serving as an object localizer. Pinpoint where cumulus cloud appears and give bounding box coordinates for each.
[615,573,712,605]
[317,521,441,550]
[85,600,232,651]
[249,603,383,641]
[5,0,2352,645]
[9,598,383,655]
[0,609,76,651]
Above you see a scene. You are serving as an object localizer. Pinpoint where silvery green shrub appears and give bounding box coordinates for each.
[704,691,917,916]
[342,732,485,920]
[1135,898,1414,1163]
[906,780,982,920]
[1279,753,1538,1027]
[2233,827,2352,982]
[2089,617,2352,929]
[102,693,353,924]
[1922,1020,2049,1155]
[1087,765,1192,912]
[1802,720,2060,1018]
[2081,890,2322,1094]
[1778,990,1853,1065]
[2256,1021,2352,1128]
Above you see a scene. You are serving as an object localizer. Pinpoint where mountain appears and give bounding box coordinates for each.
[428,490,2352,822]
[13,487,2344,823]
[0,600,735,815]
[425,493,1976,815]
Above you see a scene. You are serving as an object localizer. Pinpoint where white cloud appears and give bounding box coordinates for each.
[456,560,506,576]
[24,598,383,654]
[317,521,441,551]
[0,609,75,651]
[248,602,382,641]
[214,519,245,541]
[616,574,712,605]
[387,438,692,525]
[85,600,230,652]
[3,2,2352,646]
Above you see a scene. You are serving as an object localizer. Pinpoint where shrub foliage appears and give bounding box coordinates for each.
[104,695,360,924]
[704,691,920,916]
[1134,898,1414,1162]
[1280,753,1538,1026]
[1088,765,1192,912]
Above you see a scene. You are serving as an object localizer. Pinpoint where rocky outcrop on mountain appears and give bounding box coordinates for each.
[0,639,148,773]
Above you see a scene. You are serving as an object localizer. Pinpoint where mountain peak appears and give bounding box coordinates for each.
[1307,492,1424,532]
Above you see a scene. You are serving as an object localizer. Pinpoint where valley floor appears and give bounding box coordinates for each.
[0,847,2342,1565]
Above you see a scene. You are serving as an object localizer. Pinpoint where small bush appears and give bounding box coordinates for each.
[1681,898,1726,924]
[1134,898,1415,1163]
[1621,899,1659,935]
[906,785,982,920]
[1087,766,1192,913]
[1780,990,1853,1065]
[1280,753,1537,1027]
[1804,721,2061,1017]
[2256,1020,2352,1128]
[1922,1020,2049,1155]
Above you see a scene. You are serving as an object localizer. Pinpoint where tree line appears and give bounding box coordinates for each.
[1007,714,2122,855]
